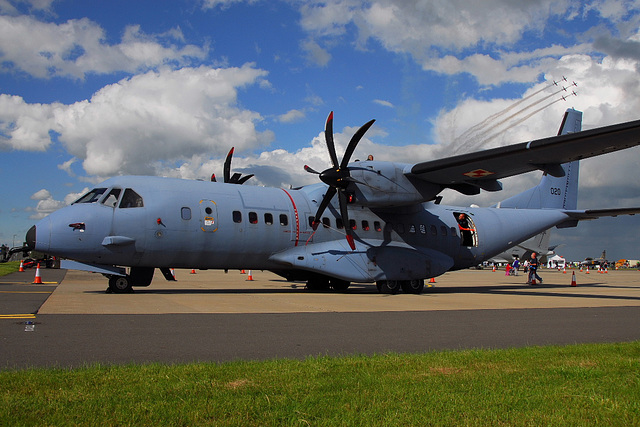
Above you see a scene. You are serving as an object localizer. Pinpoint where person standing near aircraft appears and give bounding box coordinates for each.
[512,258,520,276]
[527,253,543,285]
[457,213,475,246]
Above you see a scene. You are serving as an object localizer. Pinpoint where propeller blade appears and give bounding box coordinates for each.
[223,147,235,183]
[324,111,339,168]
[229,172,242,184]
[341,119,375,169]
[304,165,321,174]
[311,186,336,230]
[237,174,254,185]
[338,190,356,250]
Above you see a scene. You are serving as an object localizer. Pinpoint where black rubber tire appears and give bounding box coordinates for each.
[306,276,330,291]
[401,279,424,294]
[330,278,350,292]
[377,280,400,294]
[108,275,133,293]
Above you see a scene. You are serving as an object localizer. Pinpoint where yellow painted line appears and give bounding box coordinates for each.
[0,290,52,294]
[0,314,36,319]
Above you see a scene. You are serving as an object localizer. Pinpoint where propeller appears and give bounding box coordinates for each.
[211,147,254,184]
[305,111,375,250]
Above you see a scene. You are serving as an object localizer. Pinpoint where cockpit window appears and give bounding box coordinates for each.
[74,188,107,204]
[101,188,121,207]
[119,189,144,208]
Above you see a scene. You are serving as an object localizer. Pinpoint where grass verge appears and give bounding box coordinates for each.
[0,261,20,276]
[1,342,639,425]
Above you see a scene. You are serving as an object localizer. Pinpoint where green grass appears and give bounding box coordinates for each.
[2,342,639,425]
[0,261,20,276]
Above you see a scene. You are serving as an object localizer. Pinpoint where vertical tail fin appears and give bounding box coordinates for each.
[498,109,582,210]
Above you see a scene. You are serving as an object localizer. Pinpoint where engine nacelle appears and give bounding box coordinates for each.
[348,161,441,207]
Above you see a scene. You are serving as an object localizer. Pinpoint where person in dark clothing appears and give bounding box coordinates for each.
[527,252,543,285]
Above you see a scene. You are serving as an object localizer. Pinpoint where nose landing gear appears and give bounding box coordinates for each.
[106,267,154,293]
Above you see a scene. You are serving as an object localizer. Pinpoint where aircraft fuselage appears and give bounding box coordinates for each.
[30,174,570,284]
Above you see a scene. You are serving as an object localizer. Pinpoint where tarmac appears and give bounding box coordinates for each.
[2,267,640,369]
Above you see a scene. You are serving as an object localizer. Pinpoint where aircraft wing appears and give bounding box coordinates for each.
[407,119,640,191]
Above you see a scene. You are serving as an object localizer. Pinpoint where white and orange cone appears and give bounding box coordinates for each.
[19,260,24,272]
[32,263,43,284]
[170,268,176,281]
[247,270,254,281]
[571,271,577,287]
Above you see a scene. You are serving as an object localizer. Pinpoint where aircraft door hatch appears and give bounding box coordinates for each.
[199,200,219,232]
[454,212,478,247]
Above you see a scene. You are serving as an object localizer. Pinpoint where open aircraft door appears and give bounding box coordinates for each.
[199,200,219,233]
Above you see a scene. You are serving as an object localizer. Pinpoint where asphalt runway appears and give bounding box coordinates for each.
[2,267,640,369]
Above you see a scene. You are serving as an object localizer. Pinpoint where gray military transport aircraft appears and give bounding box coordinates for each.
[25,109,640,294]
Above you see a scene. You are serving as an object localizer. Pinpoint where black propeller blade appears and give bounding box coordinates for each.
[308,111,375,250]
[210,147,254,185]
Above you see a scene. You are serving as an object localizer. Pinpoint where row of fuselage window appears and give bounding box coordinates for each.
[227,210,459,237]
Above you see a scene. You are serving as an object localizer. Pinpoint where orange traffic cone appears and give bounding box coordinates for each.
[246,270,254,281]
[585,267,590,274]
[571,271,577,287]
[190,269,196,274]
[429,277,436,284]
[492,265,496,272]
[563,267,566,274]
[32,263,43,284]
[19,260,24,272]
[170,268,176,281]
[240,269,246,274]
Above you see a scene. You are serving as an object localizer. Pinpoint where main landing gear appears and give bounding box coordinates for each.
[376,279,424,294]
[305,276,425,294]
[306,276,351,292]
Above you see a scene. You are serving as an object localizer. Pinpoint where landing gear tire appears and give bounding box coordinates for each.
[330,279,350,292]
[401,279,424,294]
[108,275,133,293]
[376,280,400,294]
[306,276,330,291]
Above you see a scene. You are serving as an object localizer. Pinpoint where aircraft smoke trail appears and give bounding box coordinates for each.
[468,96,572,149]
[450,81,559,153]
[454,86,571,154]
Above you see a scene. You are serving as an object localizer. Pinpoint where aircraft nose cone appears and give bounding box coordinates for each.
[26,225,36,251]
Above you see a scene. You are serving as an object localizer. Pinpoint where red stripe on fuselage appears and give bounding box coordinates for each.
[281,188,300,247]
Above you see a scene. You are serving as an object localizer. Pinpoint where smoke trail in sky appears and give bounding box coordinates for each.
[451,79,575,154]
[468,96,573,149]
[459,87,571,153]
[454,81,556,144]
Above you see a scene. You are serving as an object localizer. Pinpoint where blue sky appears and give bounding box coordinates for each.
[1,0,640,262]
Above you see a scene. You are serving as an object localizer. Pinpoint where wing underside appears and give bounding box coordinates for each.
[408,119,640,189]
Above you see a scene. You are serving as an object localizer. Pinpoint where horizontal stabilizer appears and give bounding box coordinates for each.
[564,207,640,220]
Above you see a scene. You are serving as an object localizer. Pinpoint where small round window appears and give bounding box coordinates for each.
[205,207,212,215]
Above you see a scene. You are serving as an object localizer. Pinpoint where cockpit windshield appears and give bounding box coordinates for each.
[119,188,144,208]
[74,188,107,204]
[101,188,121,207]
